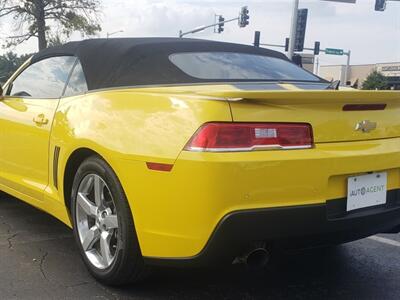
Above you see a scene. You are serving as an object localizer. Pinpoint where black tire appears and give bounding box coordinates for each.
[71,155,149,285]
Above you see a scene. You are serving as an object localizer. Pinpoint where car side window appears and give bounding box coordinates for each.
[63,60,88,97]
[8,56,76,98]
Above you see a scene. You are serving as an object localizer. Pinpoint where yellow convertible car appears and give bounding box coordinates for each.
[1,38,399,285]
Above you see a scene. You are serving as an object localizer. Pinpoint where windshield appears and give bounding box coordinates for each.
[169,52,321,82]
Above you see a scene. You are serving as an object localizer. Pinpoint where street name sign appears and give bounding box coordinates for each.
[325,48,344,55]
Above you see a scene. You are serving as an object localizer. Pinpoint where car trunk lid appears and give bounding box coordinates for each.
[196,89,400,143]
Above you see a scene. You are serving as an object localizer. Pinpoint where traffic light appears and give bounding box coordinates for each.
[375,0,386,11]
[294,9,308,52]
[254,31,260,47]
[314,41,321,55]
[218,16,225,33]
[285,38,290,52]
[239,6,250,28]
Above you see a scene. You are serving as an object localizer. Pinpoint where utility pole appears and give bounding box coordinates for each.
[288,0,299,59]
[287,0,357,59]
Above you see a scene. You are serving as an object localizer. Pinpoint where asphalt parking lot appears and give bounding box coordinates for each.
[0,192,399,300]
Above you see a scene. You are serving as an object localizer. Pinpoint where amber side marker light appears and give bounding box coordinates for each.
[184,122,313,152]
[146,162,173,172]
[343,104,386,111]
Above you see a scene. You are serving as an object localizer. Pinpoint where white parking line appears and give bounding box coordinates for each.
[368,235,400,247]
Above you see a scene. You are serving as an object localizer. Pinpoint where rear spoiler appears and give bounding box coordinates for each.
[194,90,400,105]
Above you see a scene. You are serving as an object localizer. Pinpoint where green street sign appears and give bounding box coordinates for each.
[325,48,344,56]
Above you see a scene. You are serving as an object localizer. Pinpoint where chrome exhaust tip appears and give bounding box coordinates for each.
[245,248,270,269]
[233,243,270,269]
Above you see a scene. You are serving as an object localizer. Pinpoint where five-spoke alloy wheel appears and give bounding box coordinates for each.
[71,155,149,285]
[76,174,119,269]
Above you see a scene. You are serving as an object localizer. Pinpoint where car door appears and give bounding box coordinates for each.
[0,56,76,201]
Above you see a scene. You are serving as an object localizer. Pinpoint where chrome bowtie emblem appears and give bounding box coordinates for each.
[355,120,377,133]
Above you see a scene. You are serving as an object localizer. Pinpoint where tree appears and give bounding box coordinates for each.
[47,33,67,48]
[0,0,101,51]
[0,52,32,83]
[362,70,389,90]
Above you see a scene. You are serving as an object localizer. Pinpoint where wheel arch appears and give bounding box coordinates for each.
[63,147,101,219]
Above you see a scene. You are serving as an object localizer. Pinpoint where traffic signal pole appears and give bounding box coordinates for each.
[288,0,299,59]
[179,17,238,38]
[344,50,351,85]
[258,36,351,85]
[179,6,249,38]
[376,0,400,11]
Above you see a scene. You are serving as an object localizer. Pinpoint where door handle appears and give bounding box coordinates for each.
[33,114,49,125]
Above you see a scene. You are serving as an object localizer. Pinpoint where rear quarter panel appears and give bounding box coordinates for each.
[54,90,231,162]
[50,88,232,242]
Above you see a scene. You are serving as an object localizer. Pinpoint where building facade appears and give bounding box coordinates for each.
[320,62,400,90]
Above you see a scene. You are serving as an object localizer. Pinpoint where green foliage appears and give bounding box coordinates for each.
[362,70,389,90]
[0,0,101,50]
[47,34,67,48]
[0,52,32,84]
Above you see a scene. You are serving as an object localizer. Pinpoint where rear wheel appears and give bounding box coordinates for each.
[71,155,149,285]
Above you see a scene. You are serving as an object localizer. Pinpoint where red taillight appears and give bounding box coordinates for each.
[184,122,313,152]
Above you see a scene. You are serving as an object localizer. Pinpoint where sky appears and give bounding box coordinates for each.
[0,0,399,66]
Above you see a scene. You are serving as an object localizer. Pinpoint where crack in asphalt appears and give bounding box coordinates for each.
[39,252,49,281]
[0,234,73,247]
[7,233,17,249]
[1,221,12,234]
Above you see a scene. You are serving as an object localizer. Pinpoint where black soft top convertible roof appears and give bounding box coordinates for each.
[32,37,291,90]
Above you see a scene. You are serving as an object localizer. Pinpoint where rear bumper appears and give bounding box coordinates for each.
[113,137,400,259]
[144,190,400,267]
